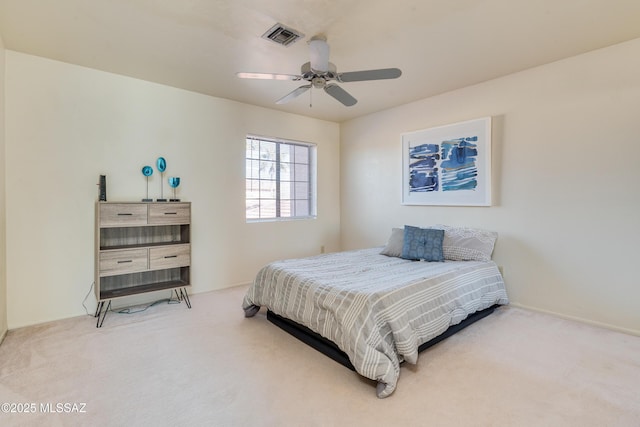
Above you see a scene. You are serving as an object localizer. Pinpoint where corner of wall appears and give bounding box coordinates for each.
[0,35,8,342]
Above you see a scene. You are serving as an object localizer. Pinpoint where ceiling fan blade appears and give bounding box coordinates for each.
[276,85,312,104]
[324,84,357,106]
[338,68,402,82]
[236,72,300,81]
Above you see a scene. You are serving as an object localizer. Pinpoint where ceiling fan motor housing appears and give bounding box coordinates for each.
[308,36,330,71]
[301,62,338,85]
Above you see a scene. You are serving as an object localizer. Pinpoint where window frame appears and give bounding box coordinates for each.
[245,135,317,222]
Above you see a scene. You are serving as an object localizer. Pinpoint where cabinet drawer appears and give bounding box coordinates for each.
[100,204,148,227]
[148,203,190,225]
[149,244,191,270]
[100,248,148,276]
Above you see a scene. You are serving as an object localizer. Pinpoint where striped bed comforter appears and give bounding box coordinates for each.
[242,247,509,398]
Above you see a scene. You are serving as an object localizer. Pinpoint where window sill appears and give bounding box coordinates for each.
[246,216,317,224]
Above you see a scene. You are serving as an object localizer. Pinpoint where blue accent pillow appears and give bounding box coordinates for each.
[401,226,445,262]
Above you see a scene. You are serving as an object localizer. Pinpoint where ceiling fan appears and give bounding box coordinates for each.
[236,36,402,107]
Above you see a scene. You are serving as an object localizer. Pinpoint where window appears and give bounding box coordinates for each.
[245,135,317,221]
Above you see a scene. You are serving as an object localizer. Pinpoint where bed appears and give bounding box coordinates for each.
[243,226,509,398]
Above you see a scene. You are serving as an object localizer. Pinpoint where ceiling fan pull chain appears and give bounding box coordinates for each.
[309,87,313,108]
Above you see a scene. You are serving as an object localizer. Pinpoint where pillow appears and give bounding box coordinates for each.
[380,228,404,257]
[435,224,497,261]
[401,226,445,262]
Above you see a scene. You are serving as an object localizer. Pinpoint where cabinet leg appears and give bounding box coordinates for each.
[96,300,112,328]
[179,288,192,309]
[94,301,103,318]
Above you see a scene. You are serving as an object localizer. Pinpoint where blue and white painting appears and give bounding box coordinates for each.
[408,143,440,192]
[402,117,491,206]
[440,137,478,191]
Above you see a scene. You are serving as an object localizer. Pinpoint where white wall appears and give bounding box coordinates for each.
[340,39,640,335]
[4,51,340,329]
[5,39,639,335]
[0,35,7,340]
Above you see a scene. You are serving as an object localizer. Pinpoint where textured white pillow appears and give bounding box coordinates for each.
[435,224,498,261]
[380,228,404,257]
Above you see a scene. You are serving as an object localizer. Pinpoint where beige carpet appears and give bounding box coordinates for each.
[1,285,639,427]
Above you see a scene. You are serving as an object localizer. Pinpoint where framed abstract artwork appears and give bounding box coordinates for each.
[401,117,492,206]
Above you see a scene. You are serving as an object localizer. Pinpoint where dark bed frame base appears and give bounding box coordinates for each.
[267,304,500,372]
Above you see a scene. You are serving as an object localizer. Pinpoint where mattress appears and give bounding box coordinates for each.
[243,247,509,398]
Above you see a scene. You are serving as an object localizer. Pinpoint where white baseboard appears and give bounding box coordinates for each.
[228,281,253,289]
[0,328,7,346]
[509,302,640,337]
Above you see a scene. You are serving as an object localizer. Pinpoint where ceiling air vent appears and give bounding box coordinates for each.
[261,23,304,47]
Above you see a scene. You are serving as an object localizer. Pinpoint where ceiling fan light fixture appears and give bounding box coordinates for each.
[311,77,326,89]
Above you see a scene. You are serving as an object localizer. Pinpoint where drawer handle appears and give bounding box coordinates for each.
[117,260,133,264]
[117,213,133,216]
[164,212,178,215]
[164,255,178,259]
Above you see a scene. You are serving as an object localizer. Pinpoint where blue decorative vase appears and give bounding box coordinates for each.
[141,166,153,201]
[156,157,167,172]
[168,177,181,202]
[156,157,167,201]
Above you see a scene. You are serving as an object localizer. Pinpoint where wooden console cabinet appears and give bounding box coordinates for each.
[95,202,192,327]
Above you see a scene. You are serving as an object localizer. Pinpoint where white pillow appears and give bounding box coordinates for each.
[380,228,404,257]
[434,224,497,261]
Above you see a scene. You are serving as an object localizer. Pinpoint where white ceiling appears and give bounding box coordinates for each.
[1,0,640,122]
